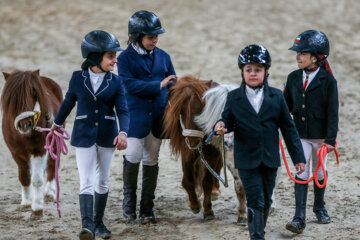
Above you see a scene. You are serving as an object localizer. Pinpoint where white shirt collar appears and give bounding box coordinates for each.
[88,67,106,92]
[302,67,320,85]
[245,85,264,114]
[131,43,153,55]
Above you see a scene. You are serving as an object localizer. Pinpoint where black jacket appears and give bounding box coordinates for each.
[221,83,305,170]
[283,68,339,146]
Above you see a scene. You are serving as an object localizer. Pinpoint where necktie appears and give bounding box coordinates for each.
[304,75,309,90]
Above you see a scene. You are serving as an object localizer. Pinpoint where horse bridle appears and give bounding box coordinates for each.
[179,115,229,187]
[179,114,205,149]
[14,101,41,131]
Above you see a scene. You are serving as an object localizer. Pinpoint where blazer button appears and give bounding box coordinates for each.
[95,122,98,126]
[302,105,305,108]
[94,97,97,101]
[149,112,152,116]
[95,109,99,114]
[301,117,305,121]
[148,74,152,78]
[302,94,305,97]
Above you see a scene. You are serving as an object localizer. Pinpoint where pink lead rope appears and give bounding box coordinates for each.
[36,127,70,218]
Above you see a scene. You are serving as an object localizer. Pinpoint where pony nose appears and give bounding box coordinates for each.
[18,120,33,131]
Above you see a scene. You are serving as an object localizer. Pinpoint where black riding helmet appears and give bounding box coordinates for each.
[128,10,165,35]
[289,30,330,57]
[238,44,272,70]
[81,30,122,71]
[127,10,165,47]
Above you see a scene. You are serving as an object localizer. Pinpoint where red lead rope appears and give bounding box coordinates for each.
[279,138,339,188]
[36,127,70,218]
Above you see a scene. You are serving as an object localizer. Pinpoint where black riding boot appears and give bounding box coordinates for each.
[140,164,159,224]
[79,194,95,240]
[247,208,265,240]
[94,192,111,239]
[313,178,331,224]
[286,177,308,234]
[263,207,270,229]
[123,156,140,222]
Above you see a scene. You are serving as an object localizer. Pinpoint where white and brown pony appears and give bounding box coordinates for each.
[1,70,63,215]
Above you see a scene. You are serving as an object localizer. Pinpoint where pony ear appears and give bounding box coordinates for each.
[206,80,213,87]
[33,69,40,76]
[2,72,10,81]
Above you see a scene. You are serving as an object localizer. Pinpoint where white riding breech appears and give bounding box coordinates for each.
[296,139,328,181]
[125,132,162,166]
[76,145,115,195]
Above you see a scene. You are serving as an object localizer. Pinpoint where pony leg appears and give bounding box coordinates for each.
[211,179,221,201]
[202,171,215,220]
[13,155,32,207]
[181,156,201,214]
[270,166,282,214]
[45,179,56,201]
[45,153,56,201]
[30,153,48,214]
[226,151,247,224]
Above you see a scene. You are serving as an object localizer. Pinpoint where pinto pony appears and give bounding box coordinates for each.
[1,70,63,215]
[164,76,222,220]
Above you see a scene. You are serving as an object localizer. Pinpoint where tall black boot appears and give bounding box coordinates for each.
[286,177,308,234]
[313,177,331,224]
[247,208,265,240]
[140,164,159,224]
[263,207,270,229]
[123,156,140,222]
[94,192,111,239]
[79,194,95,240]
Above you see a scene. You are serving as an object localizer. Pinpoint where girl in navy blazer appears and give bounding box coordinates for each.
[284,30,339,234]
[215,45,306,240]
[117,10,177,224]
[51,30,129,240]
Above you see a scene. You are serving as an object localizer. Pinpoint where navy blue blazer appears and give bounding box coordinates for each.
[117,45,176,138]
[54,70,129,148]
[221,83,306,170]
[283,68,339,146]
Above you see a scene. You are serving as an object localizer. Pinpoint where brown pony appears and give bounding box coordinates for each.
[1,70,63,215]
[164,75,222,220]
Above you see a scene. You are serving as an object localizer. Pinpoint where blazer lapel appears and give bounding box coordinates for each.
[82,70,95,96]
[237,84,258,116]
[129,45,151,73]
[95,72,111,96]
[258,85,272,116]
[295,70,305,93]
[305,69,323,92]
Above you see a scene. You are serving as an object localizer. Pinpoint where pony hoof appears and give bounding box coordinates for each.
[21,204,31,209]
[237,217,247,225]
[190,206,201,214]
[32,209,43,216]
[45,194,55,202]
[203,211,215,220]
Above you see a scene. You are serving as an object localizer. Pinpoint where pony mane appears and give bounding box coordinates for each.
[164,75,211,155]
[1,70,48,121]
[195,84,238,135]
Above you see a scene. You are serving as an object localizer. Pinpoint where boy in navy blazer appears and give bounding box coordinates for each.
[215,44,306,240]
[284,30,339,234]
[117,10,177,224]
[51,30,129,240]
